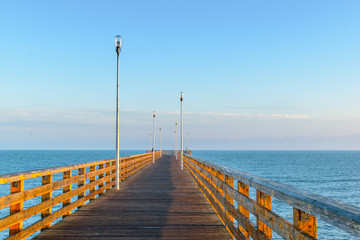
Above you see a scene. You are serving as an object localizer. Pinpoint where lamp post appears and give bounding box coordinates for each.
[153,111,156,163]
[149,132,152,151]
[114,35,122,190]
[159,127,162,157]
[175,121,178,159]
[187,133,190,152]
[180,92,184,170]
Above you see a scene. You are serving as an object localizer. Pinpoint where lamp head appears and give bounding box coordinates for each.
[115,35,122,53]
[159,127,162,131]
[180,92,184,101]
[153,111,156,118]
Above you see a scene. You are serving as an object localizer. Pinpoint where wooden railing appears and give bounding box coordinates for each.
[0,151,160,239]
[182,154,360,240]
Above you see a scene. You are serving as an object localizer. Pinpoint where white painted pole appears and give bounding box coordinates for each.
[180,92,184,170]
[159,127,162,157]
[153,111,155,163]
[187,133,189,151]
[115,35,122,190]
[175,121,178,159]
[149,132,152,151]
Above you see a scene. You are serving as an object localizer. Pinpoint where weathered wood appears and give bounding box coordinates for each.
[8,182,114,240]
[0,164,114,210]
[184,156,317,240]
[62,170,72,218]
[185,154,360,237]
[41,174,52,231]
[0,152,152,185]
[105,162,111,192]
[77,167,85,208]
[0,173,115,232]
[257,191,272,238]
[294,208,317,238]
[34,156,232,240]
[184,160,245,240]
[89,165,96,200]
[238,181,250,239]
[9,180,24,236]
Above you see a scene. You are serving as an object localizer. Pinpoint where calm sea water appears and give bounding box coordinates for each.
[0,150,359,239]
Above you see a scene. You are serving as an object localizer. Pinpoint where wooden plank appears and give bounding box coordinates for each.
[62,170,72,218]
[0,152,153,185]
[238,181,250,239]
[294,208,317,238]
[185,154,360,237]
[8,182,114,240]
[9,180,24,236]
[77,167,85,208]
[0,173,115,232]
[89,165,96,200]
[0,165,114,210]
[41,174,52,231]
[184,157,316,240]
[257,191,272,238]
[34,156,232,240]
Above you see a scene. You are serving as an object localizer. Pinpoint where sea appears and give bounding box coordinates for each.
[0,150,359,239]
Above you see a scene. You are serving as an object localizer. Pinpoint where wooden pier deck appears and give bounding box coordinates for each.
[34,155,232,240]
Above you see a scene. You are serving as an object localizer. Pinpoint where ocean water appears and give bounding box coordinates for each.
[0,150,359,239]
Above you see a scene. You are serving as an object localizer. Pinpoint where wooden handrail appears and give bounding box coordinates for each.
[0,151,161,239]
[183,154,360,239]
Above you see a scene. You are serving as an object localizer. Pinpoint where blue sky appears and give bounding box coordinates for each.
[1,1,360,150]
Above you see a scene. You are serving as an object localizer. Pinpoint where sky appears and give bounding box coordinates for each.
[0,1,360,150]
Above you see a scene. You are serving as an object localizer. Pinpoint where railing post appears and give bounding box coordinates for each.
[225,175,234,222]
[257,190,272,239]
[78,167,85,208]
[90,165,96,200]
[111,160,116,183]
[217,170,225,211]
[9,180,24,236]
[293,208,317,238]
[98,163,104,195]
[41,174,52,231]
[238,181,250,239]
[62,170,72,218]
[105,162,111,192]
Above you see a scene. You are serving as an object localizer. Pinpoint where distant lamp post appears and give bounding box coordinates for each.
[159,127,162,157]
[180,92,184,170]
[187,133,190,152]
[175,121,178,159]
[114,35,122,190]
[149,132,152,151]
[153,111,156,163]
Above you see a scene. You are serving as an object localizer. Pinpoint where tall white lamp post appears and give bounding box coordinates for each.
[175,121,178,159]
[159,127,162,157]
[149,132,152,151]
[153,111,156,163]
[187,133,190,152]
[114,35,122,190]
[180,92,184,170]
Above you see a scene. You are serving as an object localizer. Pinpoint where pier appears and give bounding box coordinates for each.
[0,151,360,239]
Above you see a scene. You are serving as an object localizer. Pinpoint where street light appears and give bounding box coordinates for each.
[187,133,190,152]
[149,132,152,151]
[153,111,156,163]
[175,121,178,159]
[159,127,162,157]
[180,92,184,170]
[114,35,122,190]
